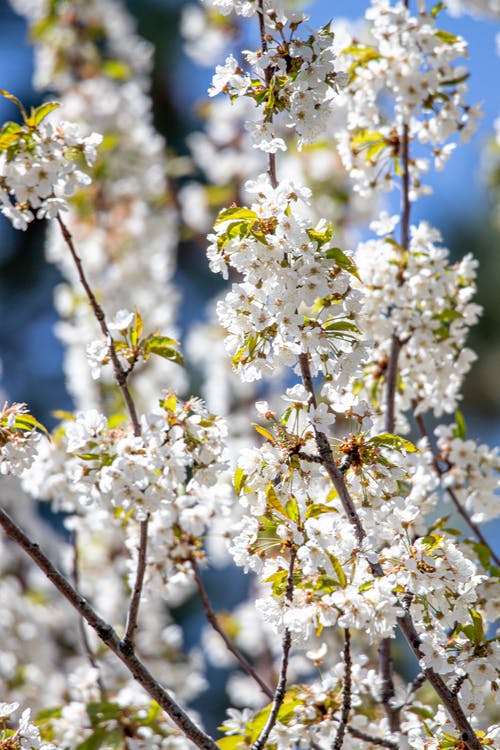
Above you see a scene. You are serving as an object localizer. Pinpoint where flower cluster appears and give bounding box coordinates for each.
[0,702,58,750]
[208,175,363,381]
[0,403,43,477]
[11,0,182,414]
[0,109,100,230]
[27,395,227,520]
[209,14,347,151]
[336,0,481,198]
[354,220,481,424]
[436,423,500,523]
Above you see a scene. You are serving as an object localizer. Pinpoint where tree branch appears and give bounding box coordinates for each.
[298,353,378,558]
[251,547,296,750]
[56,214,141,437]
[297,359,482,750]
[56,214,150,641]
[71,530,107,699]
[191,558,274,700]
[257,0,278,189]
[121,516,150,653]
[332,628,352,750]
[347,726,398,749]
[0,507,218,750]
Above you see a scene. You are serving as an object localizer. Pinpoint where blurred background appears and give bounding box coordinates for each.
[0,0,499,730]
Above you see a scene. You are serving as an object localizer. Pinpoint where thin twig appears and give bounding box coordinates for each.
[191,558,273,699]
[257,0,278,189]
[56,214,141,437]
[298,353,379,561]
[377,637,400,732]
[346,726,398,749]
[377,86,412,741]
[0,507,218,750]
[332,628,352,750]
[121,516,150,653]
[57,213,150,641]
[251,547,296,750]
[396,610,482,750]
[71,530,107,699]
[413,408,500,568]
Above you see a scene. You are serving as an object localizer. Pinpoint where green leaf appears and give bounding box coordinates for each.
[263,568,289,596]
[328,553,347,588]
[215,207,258,226]
[266,483,289,518]
[233,466,247,495]
[431,1,445,17]
[351,129,387,161]
[10,413,49,437]
[434,29,460,44]
[248,705,271,742]
[144,336,184,366]
[286,496,300,523]
[130,308,143,346]
[408,706,435,719]
[0,121,23,151]
[305,503,337,519]
[87,702,121,726]
[76,727,123,750]
[470,609,485,644]
[29,101,60,126]
[323,319,360,335]
[453,410,466,440]
[36,706,63,721]
[252,423,276,444]
[216,736,246,750]
[307,223,333,249]
[369,433,417,453]
[324,247,360,279]
[102,60,131,81]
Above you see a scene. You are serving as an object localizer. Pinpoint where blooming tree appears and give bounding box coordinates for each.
[0,1,499,750]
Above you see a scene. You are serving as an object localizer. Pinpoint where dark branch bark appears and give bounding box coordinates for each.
[297,359,482,750]
[56,214,141,437]
[251,548,296,750]
[0,507,218,750]
[122,516,150,652]
[332,628,352,750]
[257,0,278,189]
[191,558,273,699]
[347,726,398,749]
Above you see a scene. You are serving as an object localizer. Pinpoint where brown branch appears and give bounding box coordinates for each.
[121,516,150,652]
[298,353,378,558]
[251,547,296,750]
[413,408,500,568]
[297,359,482,749]
[191,558,273,700]
[56,214,141,437]
[377,637,400,732]
[57,214,151,643]
[0,507,218,750]
[347,726,398,749]
[397,611,481,750]
[257,0,278,189]
[71,530,107,699]
[332,628,352,750]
